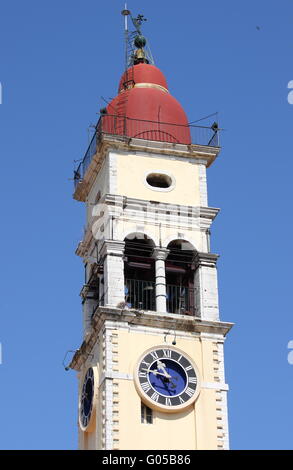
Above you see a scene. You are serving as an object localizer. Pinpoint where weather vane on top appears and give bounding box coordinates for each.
[132,14,147,34]
[121,6,154,68]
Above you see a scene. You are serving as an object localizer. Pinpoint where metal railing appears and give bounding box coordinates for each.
[74,131,97,188]
[166,284,195,315]
[125,279,156,311]
[74,115,220,188]
[124,279,195,315]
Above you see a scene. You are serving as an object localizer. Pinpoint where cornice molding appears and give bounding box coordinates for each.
[73,135,220,202]
[99,239,125,258]
[75,197,220,258]
[69,306,233,371]
[193,252,219,268]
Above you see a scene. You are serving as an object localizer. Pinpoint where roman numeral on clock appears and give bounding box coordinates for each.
[188,377,197,384]
[151,391,160,402]
[150,351,159,360]
[141,360,150,368]
[185,387,195,397]
[165,397,172,406]
[141,382,151,393]
[162,349,172,358]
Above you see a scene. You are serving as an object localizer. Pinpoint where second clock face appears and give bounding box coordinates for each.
[80,367,95,430]
[135,346,200,412]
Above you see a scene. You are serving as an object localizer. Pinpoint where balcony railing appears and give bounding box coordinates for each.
[74,115,220,188]
[166,284,195,316]
[124,279,195,315]
[125,279,156,311]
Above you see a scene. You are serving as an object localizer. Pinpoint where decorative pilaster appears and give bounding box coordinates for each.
[152,247,169,313]
[193,252,219,321]
[100,240,125,307]
[198,162,208,206]
[83,297,96,337]
[216,340,230,450]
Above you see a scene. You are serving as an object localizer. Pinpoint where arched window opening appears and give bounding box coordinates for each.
[124,234,156,311]
[166,240,195,316]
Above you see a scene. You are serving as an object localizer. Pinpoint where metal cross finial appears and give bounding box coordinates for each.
[121,8,154,68]
[132,14,147,34]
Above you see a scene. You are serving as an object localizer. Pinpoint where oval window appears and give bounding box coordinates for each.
[146,173,173,189]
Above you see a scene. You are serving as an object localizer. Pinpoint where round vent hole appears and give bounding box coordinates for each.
[146,173,172,188]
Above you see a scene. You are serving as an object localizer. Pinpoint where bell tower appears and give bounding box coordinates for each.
[69,11,232,451]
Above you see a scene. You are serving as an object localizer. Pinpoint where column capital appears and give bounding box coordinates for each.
[152,247,170,261]
[193,252,219,268]
[100,240,125,258]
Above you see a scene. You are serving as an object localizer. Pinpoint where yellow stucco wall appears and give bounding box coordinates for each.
[116,153,200,206]
[108,328,218,450]
[119,380,197,450]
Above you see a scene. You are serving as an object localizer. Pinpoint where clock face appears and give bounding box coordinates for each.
[79,367,95,430]
[135,346,200,413]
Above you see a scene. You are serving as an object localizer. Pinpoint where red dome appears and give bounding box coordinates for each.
[118,63,168,93]
[103,64,191,145]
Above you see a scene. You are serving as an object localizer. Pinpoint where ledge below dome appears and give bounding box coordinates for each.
[73,115,220,202]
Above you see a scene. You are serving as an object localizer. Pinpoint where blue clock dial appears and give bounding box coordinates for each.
[137,347,198,410]
[149,359,186,396]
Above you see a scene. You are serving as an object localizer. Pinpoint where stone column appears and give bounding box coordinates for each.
[100,240,125,308]
[152,247,169,313]
[193,252,219,321]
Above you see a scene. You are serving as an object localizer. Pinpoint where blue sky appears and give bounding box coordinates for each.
[0,0,293,450]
